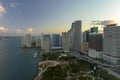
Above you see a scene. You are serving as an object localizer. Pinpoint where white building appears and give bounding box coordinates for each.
[36,37,41,48]
[25,34,32,47]
[88,49,103,58]
[41,34,51,52]
[103,24,120,64]
[62,32,70,52]
[21,36,26,47]
[103,54,120,65]
[21,34,32,48]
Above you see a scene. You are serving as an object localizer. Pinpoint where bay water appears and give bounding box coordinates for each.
[0,37,40,80]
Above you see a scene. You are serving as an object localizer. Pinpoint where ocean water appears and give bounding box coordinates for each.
[0,37,40,80]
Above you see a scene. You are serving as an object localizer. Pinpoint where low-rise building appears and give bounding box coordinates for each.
[81,42,88,55]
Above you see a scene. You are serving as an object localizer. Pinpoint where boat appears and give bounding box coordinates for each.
[33,52,37,57]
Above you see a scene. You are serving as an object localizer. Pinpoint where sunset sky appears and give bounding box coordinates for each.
[0,0,120,36]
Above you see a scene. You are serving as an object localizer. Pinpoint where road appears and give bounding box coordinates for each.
[34,66,49,80]
[67,52,120,79]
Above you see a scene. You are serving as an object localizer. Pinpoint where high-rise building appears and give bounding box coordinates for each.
[88,33,103,58]
[69,23,74,50]
[103,25,120,64]
[21,36,26,47]
[83,30,90,42]
[62,32,70,52]
[25,34,32,47]
[41,34,51,52]
[69,20,82,51]
[51,34,61,47]
[90,26,103,34]
[59,36,62,47]
[21,34,32,48]
[91,27,98,33]
[36,37,41,48]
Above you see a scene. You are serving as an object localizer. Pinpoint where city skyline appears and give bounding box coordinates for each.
[0,0,120,36]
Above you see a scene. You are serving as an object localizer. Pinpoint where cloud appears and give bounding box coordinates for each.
[15,28,34,34]
[0,4,5,17]
[10,2,21,8]
[101,20,117,25]
[28,28,33,32]
[0,26,8,32]
[16,29,23,33]
[92,20,117,26]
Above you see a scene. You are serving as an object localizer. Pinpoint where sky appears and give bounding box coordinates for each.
[0,0,120,36]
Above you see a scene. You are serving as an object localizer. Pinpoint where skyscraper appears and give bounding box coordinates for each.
[91,27,98,33]
[36,37,41,48]
[25,34,32,47]
[69,20,82,52]
[83,30,90,42]
[103,24,120,64]
[62,32,70,52]
[90,26,103,34]
[41,34,51,52]
[21,34,32,48]
[69,23,74,50]
[51,34,61,48]
[21,36,26,47]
